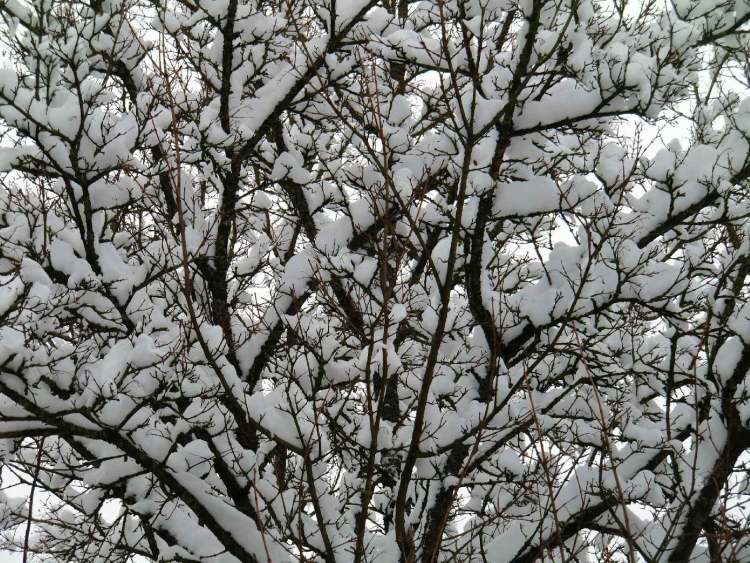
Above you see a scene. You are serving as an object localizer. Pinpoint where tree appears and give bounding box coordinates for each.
[0,0,749,561]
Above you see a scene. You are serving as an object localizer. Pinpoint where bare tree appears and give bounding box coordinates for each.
[0,0,749,561]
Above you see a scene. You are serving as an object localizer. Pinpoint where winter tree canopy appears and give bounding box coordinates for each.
[0,0,750,561]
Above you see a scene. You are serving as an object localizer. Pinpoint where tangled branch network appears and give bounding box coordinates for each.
[0,0,750,561]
